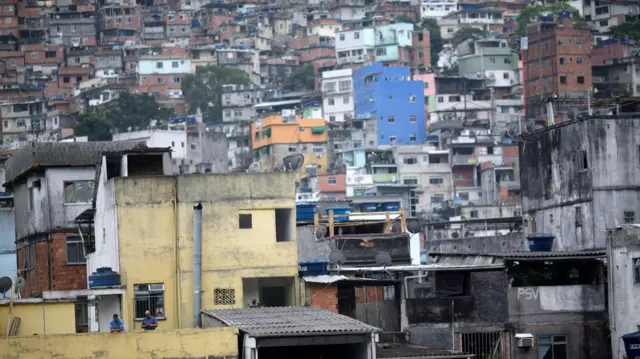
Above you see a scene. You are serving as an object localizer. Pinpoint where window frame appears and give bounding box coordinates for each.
[537,335,567,359]
[133,283,166,320]
[66,236,86,265]
[63,180,95,204]
[239,213,252,229]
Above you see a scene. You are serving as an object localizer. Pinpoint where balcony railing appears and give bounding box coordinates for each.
[452,154,476,165]
[454,178,475,187]
[373,173,396,183]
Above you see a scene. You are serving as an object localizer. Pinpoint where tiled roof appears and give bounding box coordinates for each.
[202,307,381,338]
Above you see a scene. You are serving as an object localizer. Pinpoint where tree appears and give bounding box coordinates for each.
[394,15,415,24]
[282,65,315,92]
[515,3,581,37]
[452,27,488,47]
[182,65,250,121]
[74,112,113,141]
[73,92,171,140]
[420,19,443,68]
[611,21,640,41]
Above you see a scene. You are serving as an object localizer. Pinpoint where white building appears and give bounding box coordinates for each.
[420,0,458,20]
[138,55,191,75]
[322,69,354,123]
[335,27,374,65]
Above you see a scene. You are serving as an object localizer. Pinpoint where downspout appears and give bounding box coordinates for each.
[172,179,182,328]
[193,203,203,328]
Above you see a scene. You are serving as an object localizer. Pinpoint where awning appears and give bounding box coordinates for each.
[311,126,325,134]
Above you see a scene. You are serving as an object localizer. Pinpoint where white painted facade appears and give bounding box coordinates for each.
[420,0,458,19]
[322,69,354,123]
[112,130,188,160]
[335,28,375,65]
[138,57,191,75]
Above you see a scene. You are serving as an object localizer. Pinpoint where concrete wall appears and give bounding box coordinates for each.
[508,285,606,318]
[406,271,508,350]
[0,207,15,280]
[112,173,300,330]
[608,226,640,359]
[13,167,95,240]
[0,327,238,359]
[520,117,640,250]
[0,300,76,336]
[427,232,527,254]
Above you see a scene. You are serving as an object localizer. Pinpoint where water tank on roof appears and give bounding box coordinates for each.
[88,267,121,288]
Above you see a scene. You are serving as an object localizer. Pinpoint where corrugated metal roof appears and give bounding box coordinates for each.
[202,307,381,338]
[376,343,474,358]
[430,254,504,266]
[502,250,606,259]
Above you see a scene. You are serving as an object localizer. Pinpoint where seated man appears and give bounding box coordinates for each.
[109,314,126,333]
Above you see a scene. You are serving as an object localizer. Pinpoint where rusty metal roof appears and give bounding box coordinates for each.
[376,343,474,358]
[202,307,381,338]
[502,250,606,260]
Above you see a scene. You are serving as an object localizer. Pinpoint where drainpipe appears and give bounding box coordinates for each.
[193,203,203,328]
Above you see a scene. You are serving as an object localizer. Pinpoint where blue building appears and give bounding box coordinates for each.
[353,62,426,147]
[0,195,15,287]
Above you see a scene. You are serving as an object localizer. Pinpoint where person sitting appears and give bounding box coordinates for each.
[109,314,126,333]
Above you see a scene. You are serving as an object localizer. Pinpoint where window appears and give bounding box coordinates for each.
[157,77,165,84]
[577,57,584,64]
[172,61,179,68]
[503,72,509,79]
[560,76,567,84]
[288,145,297,152]
[438,96,444,103]
[389,136,396,142]
[576,150,588,171]
[624,211,636,223]
[634,258,640,284]
[470,210,478,218]
[449,95,461,102]
[275,208,293,242]
[429,177,443,185]
[190,143,196,150]
[599,20,608,27]
[339,34,345,40]
[63,76,70,83]
[329,116,336,122]
[9,58,15,66]
[30,52,37,59]
[409,115,416,123]
[404,177,418,185]
[576,39,583,46]
[214,288,236,305]
[328,176,337,185]
[577,76,584,84]
[419,51,424,58]
[45,51,56,58]
[458,192,469,200]
[66,237,86,264]
[558,39,565,46]
[538,336,567,359]
[560,57,565,65]
[324,82,336,93]
[403,156,418,164]
[343,96,349,104]
[156,62,163,69]
[354,31,360,39]
[424,82,429,89]
[338,80,351,92]
[239,213,252,229]
[63,181,95,204]
[173,77,180,83]
[431,194,444,203]
[376,47,386,56]
[409,134,417,142]
[409,95,416,103]
[134,284,165,319]
[418,33,424,42]
[388,116,395,123]
[328,98,335,106]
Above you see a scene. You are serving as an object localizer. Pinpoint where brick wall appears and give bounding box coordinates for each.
[16,233,87,297]
[307,283,338,312]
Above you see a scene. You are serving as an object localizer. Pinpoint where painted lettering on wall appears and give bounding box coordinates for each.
[517,287,540,301]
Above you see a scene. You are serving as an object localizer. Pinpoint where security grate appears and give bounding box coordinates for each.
[461,331,502,359]
[214,288,236,305]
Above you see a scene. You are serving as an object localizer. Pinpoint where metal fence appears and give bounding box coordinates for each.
[461,332,503,359]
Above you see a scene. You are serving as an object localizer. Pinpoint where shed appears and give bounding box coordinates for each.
[202,307,381,359]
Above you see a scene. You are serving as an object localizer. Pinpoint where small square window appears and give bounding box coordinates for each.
[388,116,395,123]
[560,76,567,84]
[239,213,252,229]
[172,61,179,68]
[409,134,417,141]
[328,98,335,106]
[560,57,565,65]
[156,62,163,69]
[409,115,416,123]
[577,76,585,84]
[634,258,640,284]
[576,57,584,64]
[214,288,236,305]
[339,34,345,40]
[624,211,636,223]
[409,95,416,102]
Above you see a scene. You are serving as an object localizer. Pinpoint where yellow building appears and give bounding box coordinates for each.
[90,161,300,331]
[251,114,328,178]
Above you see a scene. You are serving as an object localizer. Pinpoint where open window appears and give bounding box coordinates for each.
[134,283,165,320]
[275,208,293,242]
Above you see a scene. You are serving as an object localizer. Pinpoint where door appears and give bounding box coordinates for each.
[261,286,286,307]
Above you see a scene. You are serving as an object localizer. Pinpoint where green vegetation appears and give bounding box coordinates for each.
[452,27,488,47]
[283,65,316,92]
[515,3,581,36]
[420,19,444,67]
[611,21,640,41]
[181,65,251,121]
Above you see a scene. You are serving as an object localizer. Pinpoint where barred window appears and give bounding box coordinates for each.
[214,288,236,305]
[134,283,165,320]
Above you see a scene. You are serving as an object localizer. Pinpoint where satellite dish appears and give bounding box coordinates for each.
[276,154,304,172]
[329,251,346,266]
[406,218,422,233]
[0,277,12,298]
[14,277,25,293]
[315,225,327,240]
[247,162,261,173]
[375,252,392,267]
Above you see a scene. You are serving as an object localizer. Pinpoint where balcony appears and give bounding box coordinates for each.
[592,75,606,84]
[452,154,476,165]
[373,173,396,183]
[454,178,475,187]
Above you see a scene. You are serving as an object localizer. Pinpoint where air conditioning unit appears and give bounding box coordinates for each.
[515,334,534,348]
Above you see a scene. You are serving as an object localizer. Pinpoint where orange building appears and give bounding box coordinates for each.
[251,114,328,178]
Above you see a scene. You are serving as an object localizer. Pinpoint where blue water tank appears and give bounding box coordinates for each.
[325,206,351,221]
[383,203,400,212]
[623,332,640,359]
[298,260,329,277]
[88,267,121,288]
[296,203,317,222]
[527,233,555,252]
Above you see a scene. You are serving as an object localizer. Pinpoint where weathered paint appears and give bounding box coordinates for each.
[0,301,75,335]
[0,327,238,359]
[0,205,16,279]
[114,173,300,330]
[508,285,605,314]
